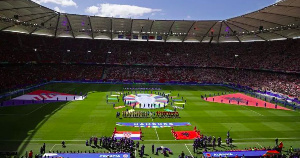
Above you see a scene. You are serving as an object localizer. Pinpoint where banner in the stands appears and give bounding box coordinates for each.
[43,153,130,158]
[203,150,280,158]
[116,122,191,128]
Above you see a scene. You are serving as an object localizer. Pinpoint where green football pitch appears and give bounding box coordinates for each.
[0,83,299,157]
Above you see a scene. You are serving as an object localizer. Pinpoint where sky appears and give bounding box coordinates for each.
[32,0,282,20]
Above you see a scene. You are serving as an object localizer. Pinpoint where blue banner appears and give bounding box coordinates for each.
[142,35,148,39]
[133,35,138,39]
[116,122,191,128]
[203,150,279,158]
[43,153,130,158]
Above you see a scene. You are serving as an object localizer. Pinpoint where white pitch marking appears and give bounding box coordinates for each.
[185,144,194,158]
[26,103,49,115]
[241,105,264,116]
[152,118,160,140]
[0,103,49,116]
[50,144,58,151]
[257,143,263,148]
[154,128,160,140]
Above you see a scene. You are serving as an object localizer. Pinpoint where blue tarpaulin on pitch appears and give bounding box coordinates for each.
[203,150,279,158]
[43,153,130,158]
[116,122,191,128]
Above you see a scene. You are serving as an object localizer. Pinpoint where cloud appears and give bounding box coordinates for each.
[186,15,191,19]
[32,0,77,7]
[54,6,65,13]
[275,0,283,2]
[85,6,99,15]
[85,3,162,18]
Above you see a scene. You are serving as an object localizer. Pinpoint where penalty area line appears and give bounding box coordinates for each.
[257,143,263,148]
[0,103,50,116]
[241,106,264,116]
[26,103,49,115]
[50,144,59,151]
[185,144,194,158]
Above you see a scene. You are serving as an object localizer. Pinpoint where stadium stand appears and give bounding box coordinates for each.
[0,0,299,157]
[0,32,299,98]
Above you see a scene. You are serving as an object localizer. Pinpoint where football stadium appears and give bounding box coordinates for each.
[0,0,299,157]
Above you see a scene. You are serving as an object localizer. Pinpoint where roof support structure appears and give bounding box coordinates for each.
[18,11,54,18]
[223,21,241,42]
[30,14,58,35]
[229,20,259,30]
[271,31,288,38]
[65,14,75,38]
[200,21,218,43]
[260,11,300,20]
[182,21,196,42]
[24,13,56,23]
[54,13,60,37]
[0,13,55,31]
[217,21,223,43]
[129,19,133,41]
[88,16,94,39]
[226,21,249,32]
[29,27,38,34]
[148,20,154,42]
[41,14,58,27]
[165,21,175,42]
[243,16,284,26]
[226,21,267,41]
[275,4,300,9]
[0,24,15,31]
[110,18,113,40]
[229,20,286,40]
[0,6,41,12]
[1,0,299,43]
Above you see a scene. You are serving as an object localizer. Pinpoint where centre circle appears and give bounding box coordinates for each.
[124,94,168,109]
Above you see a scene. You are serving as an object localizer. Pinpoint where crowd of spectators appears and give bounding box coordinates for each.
[0,64,103,92]
[1,32,299,72]
[0,32,299,98]
[105,67,300,98]
[0,65,298,98]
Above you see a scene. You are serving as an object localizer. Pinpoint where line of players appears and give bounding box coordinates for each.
[121,111,179,118]
[193,131,234,152]
[85,136,149,157]
[193,136,222,152]
[86,136,136,154]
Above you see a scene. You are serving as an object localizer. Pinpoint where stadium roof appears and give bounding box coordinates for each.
[0,0,299,42]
